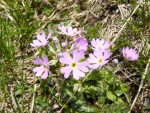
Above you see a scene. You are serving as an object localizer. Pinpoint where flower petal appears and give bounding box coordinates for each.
[73,49,84,62]
[41,69,49,79]
[58,25,67,34]
[59,52,72,65]
[94,49,103,58]
[91,38,96,48]
[74,30,82,36]
[103,50,111,59]
[100,60,109,67]
[60,66,72,79]
[122,47,139,61]
[47,31,52,39]
[30,40,41,47]
[97,39,104,46]
[89,63,100,70]
[67,27,73,35]
[73,68,85,80]
[88,53,98,63]
[42,54,49,63]
[33,65,43,72]
[33,57,43,65]
[34,66,45,77]
[104,40,110,48]
[37,31,46,42]
[77,61,89,72]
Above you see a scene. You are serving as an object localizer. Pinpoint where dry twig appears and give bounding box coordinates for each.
[128,57,150,113]
[110,0,143,45]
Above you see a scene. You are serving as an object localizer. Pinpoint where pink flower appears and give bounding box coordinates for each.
[52,37,58,43]
[122,47,139,61]
[61,41,67,47]
[30,31,51,49]
[59,49,89,80]
[58,25,82,37]
[88,49,111,69]
[57,52,63,57]
[91,38,110,51]
[113,59,118,64]
[74,37,88,52]
[33,55,49,79]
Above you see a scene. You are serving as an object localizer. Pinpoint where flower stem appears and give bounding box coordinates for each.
[58,70,92,113]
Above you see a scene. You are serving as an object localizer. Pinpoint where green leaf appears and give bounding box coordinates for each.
[101,69,113,83]
[114,90,122,96]
[107,91,116,101]
[66,89,73,97]
[49,43,57,55]
[143,105,150,111]
[115,98,124,104]
[80,104,100,112]
[86,70,101,81]
[73,83,82,92]
[15,89,22,96]
[42,7,52,15]
[98,96,106,104]
[120,83,128,93]
[49,60,58,65]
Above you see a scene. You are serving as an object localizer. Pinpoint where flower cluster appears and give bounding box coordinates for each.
[31,25,139,79]
[122,47,139,61]
[30,31,52,49]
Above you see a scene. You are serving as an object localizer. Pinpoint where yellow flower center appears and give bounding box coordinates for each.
[78,46,80,49]
[124,57,129,62]
[43,64,47,68]
[98,46,101,49]
[98,58,102,63]
[71,62,77,68]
